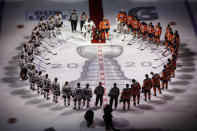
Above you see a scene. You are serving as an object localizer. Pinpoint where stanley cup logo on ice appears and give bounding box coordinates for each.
[69,45,132,89]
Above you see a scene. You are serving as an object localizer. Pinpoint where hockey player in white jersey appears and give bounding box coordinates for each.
[47,16,56,38]
[54,13,63,35]
[82,19,96,40]
[82,83,92,108]
[51,78,60,103]
[38,16,46,29]
[35,71,44,94]
[43,74,51,100]
[28,66,36,91]
[73,83,83,109]
[62,81,72,106]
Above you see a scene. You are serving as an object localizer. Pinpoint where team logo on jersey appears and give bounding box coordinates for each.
[88,24,91,28]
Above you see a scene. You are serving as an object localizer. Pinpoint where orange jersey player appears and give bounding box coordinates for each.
[130,79,141,106]
[140,22,147,40]
[121,84,131,110]
[142,74,152,101]
[165,24,171,43]
[99,17,110,40]
[171,58,176,77]
[127,15,134,33]
[147,22,154,43]
[166,59,173,81]
[150,72,162,96]
[154,23,162,45]
[117,9,127,33]
[161,65,170,90]
[132,17,140,37]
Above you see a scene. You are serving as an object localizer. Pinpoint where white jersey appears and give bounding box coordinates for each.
[54,14,63,25]
[83,21,96,31]
[38,19,46,27]
[47,18,55,29]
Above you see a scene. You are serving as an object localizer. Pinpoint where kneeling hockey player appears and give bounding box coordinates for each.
[82,19,96,39]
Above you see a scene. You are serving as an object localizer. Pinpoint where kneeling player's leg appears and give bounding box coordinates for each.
[137,94,140,104]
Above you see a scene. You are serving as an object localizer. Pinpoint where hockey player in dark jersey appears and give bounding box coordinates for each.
[51,78,60,103]
[73,83,83,109]
[43,74,51,99]
[130,79,141,106]
[62,81,72,106]
[94,28,101,42]
[94,82,105,107]
[121,84,131,110]
[82,83,92,108]
[150,72,162,96]
[108,83,120,109]
[142,74,152,101]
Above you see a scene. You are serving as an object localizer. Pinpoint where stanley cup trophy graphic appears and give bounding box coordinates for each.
[70,45,132,91]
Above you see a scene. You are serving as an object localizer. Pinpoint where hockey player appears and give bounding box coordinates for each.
[35,71,44,94]
[94,82,105,107]
[130,79,141,106]
[140,22,147,40]
[166,58,173,81]
[54,13,63,35]
[154,22,162,45]
[161,65,170,90]
[132,17,140,37]
[38,16,46,28]
[150,72,162,96]
[116,9,127,33]
[121,84,131,110]
[80,12,88,31]
[51,78,60,103]
[142,74,152,101]
[147,22,154,43]
[27,58,35,70]
[99,17,110,40]
[108,83,120,109]
[62,81,72,106]
[82,83,92,108]
[43,74,51,99]
[73,83,83,109]
[47,16,56,38]
[82,19,96,39]
[27,66,36,91]
[19,55,28,80]
[127,14,134,34]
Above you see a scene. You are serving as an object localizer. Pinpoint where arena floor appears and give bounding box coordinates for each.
[0,0,197,131]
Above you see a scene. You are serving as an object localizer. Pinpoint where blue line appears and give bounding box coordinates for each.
[185,0,197,37]
[0,0,5,32]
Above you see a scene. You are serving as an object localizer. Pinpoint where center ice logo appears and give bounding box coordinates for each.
[26,9,71,21]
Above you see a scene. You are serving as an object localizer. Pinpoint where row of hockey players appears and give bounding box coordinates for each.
[18,13,65,80]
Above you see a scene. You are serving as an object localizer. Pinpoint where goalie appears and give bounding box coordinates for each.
[82,19,96,40]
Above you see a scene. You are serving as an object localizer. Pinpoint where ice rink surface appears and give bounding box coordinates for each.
[0,0,197,131]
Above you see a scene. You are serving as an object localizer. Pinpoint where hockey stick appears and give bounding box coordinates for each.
[140,42,152,50]
[137,39,146,49]
[152,61,168,69]
[162,48,169,56]
[37,54,50,60]
[33,62,47,70]
[128,37,138,45]
[150,44,159,53]
[34,56,51,65]
[40,43,57,55]
[42,39,55,47]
